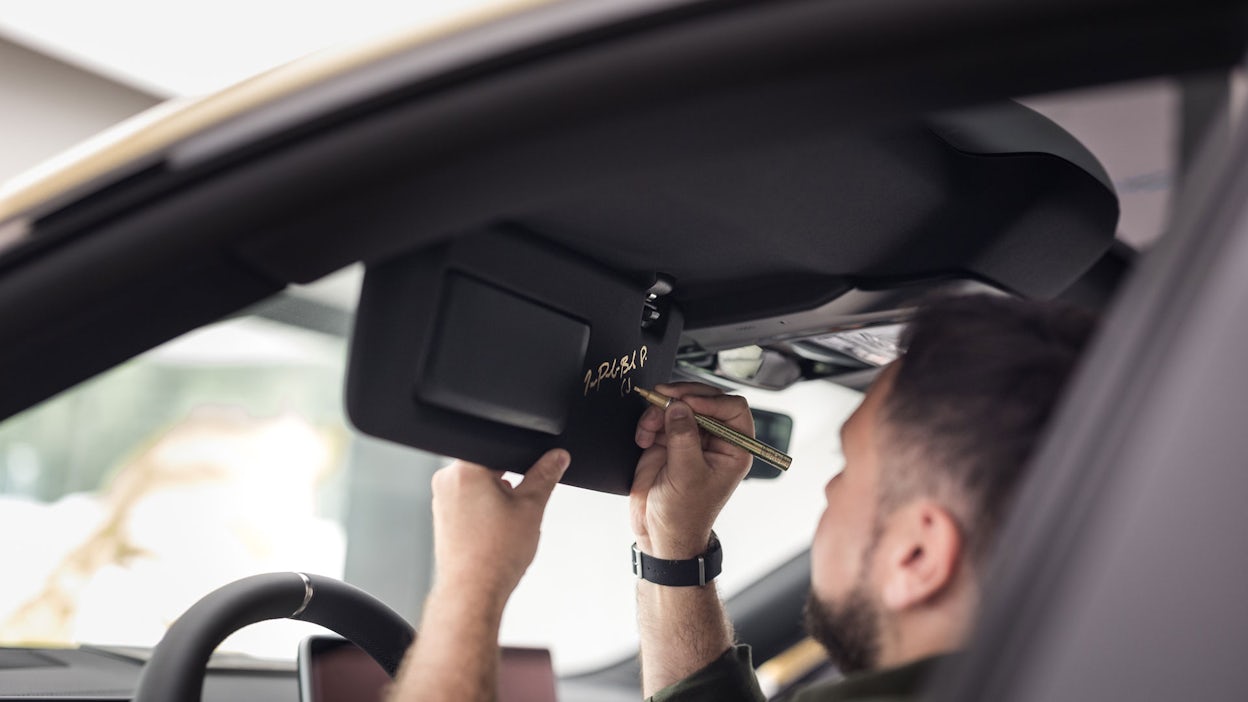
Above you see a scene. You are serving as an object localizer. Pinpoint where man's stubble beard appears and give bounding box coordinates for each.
[803,583,882,675]
[803,528,884,675]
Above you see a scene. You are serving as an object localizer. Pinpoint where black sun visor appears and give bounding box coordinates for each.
[347,228,682,494]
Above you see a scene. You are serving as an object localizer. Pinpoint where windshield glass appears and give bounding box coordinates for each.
[0,273,862,674]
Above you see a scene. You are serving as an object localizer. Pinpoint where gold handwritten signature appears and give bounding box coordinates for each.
[583,346,649,397]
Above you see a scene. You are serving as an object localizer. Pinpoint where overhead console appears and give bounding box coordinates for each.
[347,228,681,495]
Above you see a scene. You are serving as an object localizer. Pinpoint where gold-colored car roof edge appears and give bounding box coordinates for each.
[0,0,559,233]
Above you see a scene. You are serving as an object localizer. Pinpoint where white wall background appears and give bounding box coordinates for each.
[0,38,158,185]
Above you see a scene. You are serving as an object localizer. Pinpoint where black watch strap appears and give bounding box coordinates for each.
[631,532,722,586]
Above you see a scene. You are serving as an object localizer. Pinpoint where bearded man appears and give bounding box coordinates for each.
[631,294,1094,701]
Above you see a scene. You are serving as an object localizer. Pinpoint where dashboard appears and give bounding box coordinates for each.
[0,646,639,702]
[0,646,300,702]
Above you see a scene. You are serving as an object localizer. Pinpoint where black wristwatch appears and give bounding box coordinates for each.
[631,532,722,586]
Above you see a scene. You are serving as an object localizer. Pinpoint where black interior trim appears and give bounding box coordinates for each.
[1057,240,1136,311]
[0,254,278,422]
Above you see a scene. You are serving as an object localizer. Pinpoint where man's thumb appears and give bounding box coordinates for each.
[664,401,704,459]
[517,449,571,502]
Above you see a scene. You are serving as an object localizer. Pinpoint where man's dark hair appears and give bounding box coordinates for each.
[878,294,1096,567]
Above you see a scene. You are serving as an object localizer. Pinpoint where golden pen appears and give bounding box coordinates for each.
[635,387,793,471]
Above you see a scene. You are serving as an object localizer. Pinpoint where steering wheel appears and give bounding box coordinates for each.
[133,572,415,702]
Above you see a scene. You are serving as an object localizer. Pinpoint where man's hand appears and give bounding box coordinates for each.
[631,383,754,697]
[631,383,754,559]
[429,449,571,603]
[388,449,570,702]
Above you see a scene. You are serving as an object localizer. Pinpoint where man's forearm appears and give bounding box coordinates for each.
[637,579,735,697]
[388,584,506,702]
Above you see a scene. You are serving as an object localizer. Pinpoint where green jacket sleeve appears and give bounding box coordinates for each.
[647,645,768,702]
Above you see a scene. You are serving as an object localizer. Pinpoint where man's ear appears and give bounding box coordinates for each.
[877,499,963,612]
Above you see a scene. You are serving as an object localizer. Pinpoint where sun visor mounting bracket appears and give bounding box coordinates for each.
[641,273,676,330]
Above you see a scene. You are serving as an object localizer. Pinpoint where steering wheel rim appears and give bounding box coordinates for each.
[133,572,415,702]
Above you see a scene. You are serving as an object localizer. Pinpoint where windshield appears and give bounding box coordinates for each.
[0,270,862,674]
